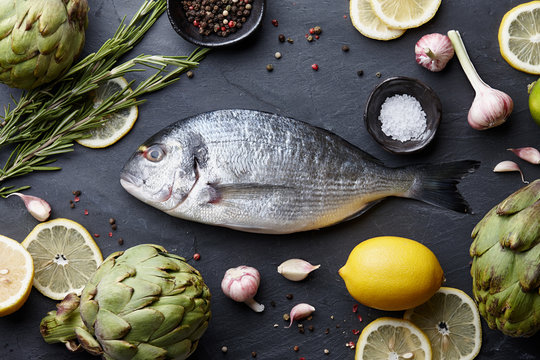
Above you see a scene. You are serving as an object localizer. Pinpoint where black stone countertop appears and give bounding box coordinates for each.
[1,0,539,359]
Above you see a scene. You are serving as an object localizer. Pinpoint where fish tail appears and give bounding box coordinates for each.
[406,160,480,213]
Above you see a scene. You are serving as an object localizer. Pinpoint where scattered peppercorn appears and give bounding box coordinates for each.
[108,232,113,237]
[325,328,330,334]
[221,346,228,353]
[287,37,294,43]
[342,45,350,52]
[278,34,285,42]
[70,202,75,209]
[93,233,100,238]
[187,70,194,78]
[193,253,201,261]
[311,64,319,71]
[324,349,330,355]
[283,314,290,321]
[293,345,299,352]
[376,72,381,78]
[270,300,276,307]
[299,328,305,334]
[72,190,81,196]
[313,26,322,35]
[274,52,282,59]
[84,209,88,215]
[251,351,257,358]
[74,196,80,202]
[357,70,364,77]
[308,325,314,332]
[357,315,363,322]
[266,64,274,72]
[111,224,117,231]
[118,238,124,245]
[352,329,360,335]
[307,35,313,42]
[109,218,116,225]
[286,293,293,300]
[271,19,278,27]
[315,35,319,39]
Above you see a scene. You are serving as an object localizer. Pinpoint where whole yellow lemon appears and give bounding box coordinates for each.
[339,236,444,311]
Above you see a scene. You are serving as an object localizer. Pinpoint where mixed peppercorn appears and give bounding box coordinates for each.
[181,0,253,37]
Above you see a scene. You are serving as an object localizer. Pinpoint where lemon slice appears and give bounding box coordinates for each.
[356,317,432,360]
[0,235,34,317]
[350,0,406,41]
[369,0,441,30]
[404,287,482,360]
[498,1,540,74]
[76,77,138,148]
[22,218,103,300]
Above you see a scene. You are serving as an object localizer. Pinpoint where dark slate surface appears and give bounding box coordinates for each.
[1,0,539,359]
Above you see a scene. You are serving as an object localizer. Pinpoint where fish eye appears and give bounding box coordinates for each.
[143,145,165,162]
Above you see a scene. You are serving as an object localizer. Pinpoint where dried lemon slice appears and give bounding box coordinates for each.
[404,287,482,360]
[0,235,34,317]
[22,218,103,300]
[76,77,138,148]
[369,0,441,30]
[356,318,432,360]
[350,0,406,41]
[498,1,540,74]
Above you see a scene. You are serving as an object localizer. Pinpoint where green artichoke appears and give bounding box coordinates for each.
[470,180,540,337]
[0,0,89,89]
[40,244,211,359]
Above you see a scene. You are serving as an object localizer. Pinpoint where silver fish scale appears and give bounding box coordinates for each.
[165,110,412,233]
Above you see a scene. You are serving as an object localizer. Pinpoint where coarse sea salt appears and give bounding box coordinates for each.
[378,94,427,142]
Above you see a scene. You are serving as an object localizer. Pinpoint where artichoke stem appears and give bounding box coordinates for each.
[40,307,87,346]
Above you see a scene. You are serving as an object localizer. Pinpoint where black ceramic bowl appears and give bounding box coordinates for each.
[364,77,442,154]
[167,0,265,47]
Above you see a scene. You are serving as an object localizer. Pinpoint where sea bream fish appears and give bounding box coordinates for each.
[120,109,479,234]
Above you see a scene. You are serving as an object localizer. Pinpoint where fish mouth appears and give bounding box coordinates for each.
[120,172,173,204]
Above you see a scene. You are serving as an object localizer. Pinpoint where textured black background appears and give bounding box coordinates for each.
[1,0,539,359]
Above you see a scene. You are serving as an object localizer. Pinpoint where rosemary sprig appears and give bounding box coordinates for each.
[0,0,210,197]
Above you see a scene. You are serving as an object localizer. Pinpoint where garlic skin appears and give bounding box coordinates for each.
[493,161,528,184]
[221,265,265,312]
[7,193,51,221]
[448,30,513,130]
[508,147,540,164]
[277,259,320,281]
[415,33,454,72]
[287,303,315,328]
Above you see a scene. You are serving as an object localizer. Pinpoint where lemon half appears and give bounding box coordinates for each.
[498,1,540,74]
[76,77,138,148]
[356,318,432,360]
[0,235,34,317]
[350,0,406,40]
[404,287,482,360]
[22,218,103,300]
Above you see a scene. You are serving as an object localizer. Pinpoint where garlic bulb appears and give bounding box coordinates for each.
[415,33,454,72]
[448,30,513,130]
[277,259,320,281]
[221,265,264,312]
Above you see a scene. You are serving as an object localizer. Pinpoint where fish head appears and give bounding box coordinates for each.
[120,132,200,212]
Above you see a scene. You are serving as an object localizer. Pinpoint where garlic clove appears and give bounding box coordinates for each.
[507,147,540,164]
[277,259,320,281]
[493,161,529,184]
[415,33,455,72]
[287,303,315,328]
[7,192,51,221]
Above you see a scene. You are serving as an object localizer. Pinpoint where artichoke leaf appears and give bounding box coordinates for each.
[472,244,516,293]
[147,304,185,340]
[163,339,193,360]
[122,308,165,343]
[37,0,67,36]
[470,208,506,257]
[150,311,207,348]
[75,326,103,356]
[519,244,540,291]
[500,200,540,252]
[120,277,163,312]
[131,343,168,360]
[497,180,540,215]
[100,339,138,360]
[94,308,131,340]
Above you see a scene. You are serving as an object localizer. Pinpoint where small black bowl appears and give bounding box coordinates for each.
[364,77,442,154]
[167,0,265,48]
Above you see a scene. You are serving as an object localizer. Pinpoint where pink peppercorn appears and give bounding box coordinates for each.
[193,253,201,261]
[311,64,319,71]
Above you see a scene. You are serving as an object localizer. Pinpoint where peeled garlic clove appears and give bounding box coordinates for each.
[493,161,529,184]
[7,193,51,221]
[507,147,540,164]
[287,303,315,328]
[277,259,320,281]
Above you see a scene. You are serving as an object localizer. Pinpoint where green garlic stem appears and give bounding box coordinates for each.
[447,30,487,92]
